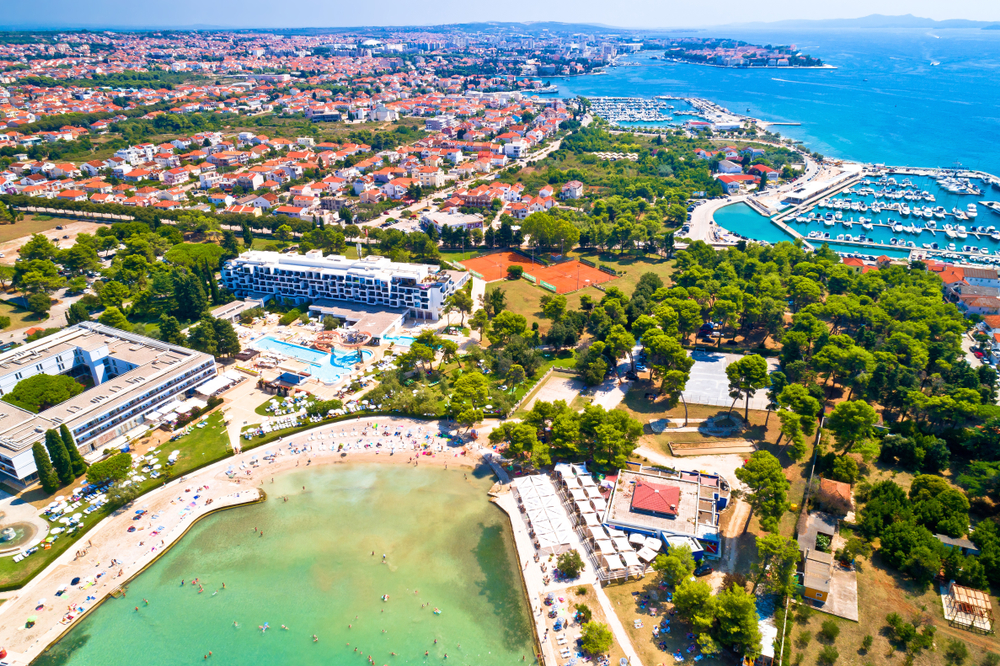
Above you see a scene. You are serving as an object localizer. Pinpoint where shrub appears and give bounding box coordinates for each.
[946,640,970,666]
[574,603,593,623]
[983,653,1000,666]
[818,646,839,665]
[86,452,132,485]
[278,308,301,325]
[557,549,585,578]
[580,622,613,655]
[506,264,524,279]
[861,635,873,652]
[795,631,811,648]
[820,619,840,642]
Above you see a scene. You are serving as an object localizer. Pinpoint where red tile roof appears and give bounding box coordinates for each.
[631,480,680,516]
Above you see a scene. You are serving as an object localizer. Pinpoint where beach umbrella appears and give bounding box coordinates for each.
[72,514,82,520]
[37,598,46,606]
[70,577,80,586]
[26,615,37,624]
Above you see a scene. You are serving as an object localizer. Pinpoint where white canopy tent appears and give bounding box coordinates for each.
[636,546,658,562]
[621,551,643,568]
[629,532,647,547]
[604,554,625,571]
[613,537,633,552]
[596,540,616,556]
[643,537,663,552]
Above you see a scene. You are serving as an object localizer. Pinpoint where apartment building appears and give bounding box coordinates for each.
[0,323,217,485]
[221,250,469,321]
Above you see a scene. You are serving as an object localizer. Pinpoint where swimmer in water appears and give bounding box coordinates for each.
[313,635,319,642]
[233,621,239,628]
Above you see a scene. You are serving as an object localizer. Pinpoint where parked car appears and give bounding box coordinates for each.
[694,564,714,577]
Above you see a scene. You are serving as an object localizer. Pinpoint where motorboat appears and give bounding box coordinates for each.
[957,226,969,239]
[968,203,979,218]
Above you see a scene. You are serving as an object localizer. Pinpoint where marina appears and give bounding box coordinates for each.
[587,96,746,130]
[715,170,1000,264]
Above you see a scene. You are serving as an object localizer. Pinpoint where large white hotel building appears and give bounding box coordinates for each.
[0,323,217,485]
[220,250,469,321]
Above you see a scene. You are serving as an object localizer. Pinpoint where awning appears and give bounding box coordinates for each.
[636,546,658,562]
[604,554,625,571]
[613,537,633,552]
[595,539,616,555]
[643,537,663,552]
[621,551,643,568]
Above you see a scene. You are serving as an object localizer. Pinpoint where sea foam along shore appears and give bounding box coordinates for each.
[0,415,482,666]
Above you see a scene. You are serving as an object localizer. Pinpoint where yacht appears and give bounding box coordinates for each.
[900,204,911,216]
[948,243,957,251]
[953,209,968,221]
[824,217,835,227]
[991,231,1000,241]
[967,203,979,218]
[957,226,969,239]
[892,222,903,233]
[926,220,937,229]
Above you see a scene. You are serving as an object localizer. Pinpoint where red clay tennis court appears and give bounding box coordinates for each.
[460,251,616,294]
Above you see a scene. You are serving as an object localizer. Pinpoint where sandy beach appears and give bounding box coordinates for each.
[0,415,483,665]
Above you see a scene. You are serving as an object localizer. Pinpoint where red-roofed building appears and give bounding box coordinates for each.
[630,480,681,517]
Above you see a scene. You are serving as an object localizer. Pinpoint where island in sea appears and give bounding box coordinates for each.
[644,37,826,68]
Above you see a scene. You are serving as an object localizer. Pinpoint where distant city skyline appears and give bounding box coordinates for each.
[2,1,999,31]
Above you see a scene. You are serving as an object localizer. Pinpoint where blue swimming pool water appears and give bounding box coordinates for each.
[383,334,417,347]
[252,336,373,383]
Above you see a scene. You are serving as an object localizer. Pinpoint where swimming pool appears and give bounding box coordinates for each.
[383,334,417,347]
[252,336,373,383]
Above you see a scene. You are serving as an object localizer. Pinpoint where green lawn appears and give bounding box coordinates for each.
[0,214,79,244]
[569,249,675,294]
[0,412,230,590]
[0,298,47,332]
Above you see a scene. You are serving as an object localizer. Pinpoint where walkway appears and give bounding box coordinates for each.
[493,490,641,665]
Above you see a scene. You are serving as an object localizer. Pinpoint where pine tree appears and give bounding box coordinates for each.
[204,260,220,305]
[211,317,241,357]
[173,270,208,320]
[61,424,88,477]
[241,222,253,247]
[158,314,185,346]
[44,429,73,485]
[32,442,60,494]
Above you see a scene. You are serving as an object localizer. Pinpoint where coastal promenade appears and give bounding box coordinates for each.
[492,491,643,666]
[0,415,476,665]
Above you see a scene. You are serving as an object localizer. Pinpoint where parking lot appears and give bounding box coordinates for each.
[680,350,779,411]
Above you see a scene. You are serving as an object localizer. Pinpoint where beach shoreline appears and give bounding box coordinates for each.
[0,416,486,665]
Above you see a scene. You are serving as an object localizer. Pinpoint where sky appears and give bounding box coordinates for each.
[2,0,999,30]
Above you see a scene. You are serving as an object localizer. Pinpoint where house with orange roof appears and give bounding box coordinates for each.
[57,189,87,202]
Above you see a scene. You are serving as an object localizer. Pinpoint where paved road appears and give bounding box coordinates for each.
[4,287,87,345]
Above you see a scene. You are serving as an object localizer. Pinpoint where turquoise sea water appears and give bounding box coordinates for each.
[36,465,535,666]
[713,203,913,259]
[252,336,373,382]
[555,29,1000,171]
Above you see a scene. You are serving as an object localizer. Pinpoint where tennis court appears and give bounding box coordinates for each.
[460,251,616,294]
